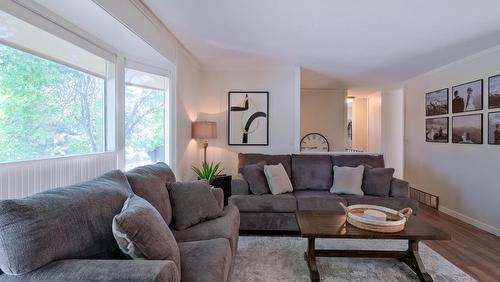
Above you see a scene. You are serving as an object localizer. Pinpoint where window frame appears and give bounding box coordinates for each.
[0,3,116,164]
[124,60,172,169]
[0,1,177,171]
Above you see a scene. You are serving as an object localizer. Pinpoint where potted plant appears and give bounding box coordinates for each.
[192,162,223,185]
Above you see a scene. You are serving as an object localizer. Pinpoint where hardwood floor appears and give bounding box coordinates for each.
[418,204,500,282]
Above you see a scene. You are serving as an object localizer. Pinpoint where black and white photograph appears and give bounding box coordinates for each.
[488,112,500,145]
[488,75,500,109]
[426,88,448,116]
[451,79,483,113]
[426,117,448,143]
[452,114,483,144]
[228,91,269,145]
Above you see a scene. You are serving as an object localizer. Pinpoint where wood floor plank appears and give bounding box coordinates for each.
[418,204,500,282]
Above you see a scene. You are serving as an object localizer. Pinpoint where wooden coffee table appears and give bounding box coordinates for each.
[296,211,450,282]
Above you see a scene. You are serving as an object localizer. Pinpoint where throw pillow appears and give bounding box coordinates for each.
[330,165,365,195]
[263,163,294,195]
[167,180,223,230]
[241,161,270,195]
[112,195,180,270]
[362,166,395,196]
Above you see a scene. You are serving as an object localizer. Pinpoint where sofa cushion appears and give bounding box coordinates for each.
[178,238,232,282]
[330,165,365,196]
[291,154,333,191]
[228,193,297,212]
[112,195,180,270]
[332,154,385,168]
[126,162,176,225]
[340,195,418,214]
[0,259,180,282]
[0,170,132,275]
[238,153,292,178]
[264,164,294,195]
[172,205,240,257]
[362,166,395,196]
[239,212,299,231]
[167,180,223,231]
[294,190,347,212]
[240,161,270,195]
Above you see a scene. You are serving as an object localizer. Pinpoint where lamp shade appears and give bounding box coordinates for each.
[192,121,217,139]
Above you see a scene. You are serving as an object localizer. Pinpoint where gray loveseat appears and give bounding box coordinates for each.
[0,163,239,282]
[229,153,416,231]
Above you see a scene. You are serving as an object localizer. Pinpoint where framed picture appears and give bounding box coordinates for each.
[452,114,483,144]
[426,117,448,143]
[451,79,483,113]
[228,91,269,145]
[426,88,449,116]
[488,75,500,109]
[488,111,500,145]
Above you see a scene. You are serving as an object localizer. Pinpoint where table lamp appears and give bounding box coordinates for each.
[192,121,217,164]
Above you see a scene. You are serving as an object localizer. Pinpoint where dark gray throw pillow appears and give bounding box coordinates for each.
[241,161,270,195]
[362,166,395,196]
[167,180,224,230]
[112,195,180,271]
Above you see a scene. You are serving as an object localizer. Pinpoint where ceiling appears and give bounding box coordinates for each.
[144,0,500,88]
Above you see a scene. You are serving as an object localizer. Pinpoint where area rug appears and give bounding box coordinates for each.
[233,236,474,282]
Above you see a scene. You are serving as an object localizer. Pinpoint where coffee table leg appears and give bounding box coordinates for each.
[304,238,320,282]
[402,240,433,282]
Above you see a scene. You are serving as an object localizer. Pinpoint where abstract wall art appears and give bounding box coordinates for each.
[228,91,269,145]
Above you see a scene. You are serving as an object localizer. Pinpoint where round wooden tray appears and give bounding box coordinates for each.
[339,202,413,233]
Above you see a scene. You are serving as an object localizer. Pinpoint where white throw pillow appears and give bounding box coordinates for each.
[263,163,294,195]
[330,165,365,196]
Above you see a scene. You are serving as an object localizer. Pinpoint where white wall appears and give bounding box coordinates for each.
[404,46,500,236]
[174,49,201,180]
[368,92,382,152]
[197,68,301,176]
[300,89,346,151]
[352,98,368,151]
[381,88,405,178]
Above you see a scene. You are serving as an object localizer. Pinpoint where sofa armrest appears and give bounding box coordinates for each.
[211,187,224,209]
[390,178,410,198]
[231,178,250,195]
[0,259,180,282]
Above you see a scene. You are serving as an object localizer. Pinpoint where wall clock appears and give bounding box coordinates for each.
[300,133,329,152]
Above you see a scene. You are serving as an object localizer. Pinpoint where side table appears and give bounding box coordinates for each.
[212,174,232,205]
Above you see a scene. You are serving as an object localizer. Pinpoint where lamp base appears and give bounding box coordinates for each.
[203,140,208,165]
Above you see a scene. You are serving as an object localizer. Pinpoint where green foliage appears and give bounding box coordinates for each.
[192,162,223,185]
[124,85,165,165]
[0,44,105,162]
[0,43,166,164]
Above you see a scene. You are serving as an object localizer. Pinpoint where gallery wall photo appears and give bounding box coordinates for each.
[451,79,483,113]
[488,75,500,109]
[488,112,500,145]
[426,88,448,116]
[228,91,269,145]
[452,114,483,144]
[426,117,449,143]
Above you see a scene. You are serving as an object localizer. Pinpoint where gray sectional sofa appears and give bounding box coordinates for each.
[229,153,417,231]
[0,163,239,282]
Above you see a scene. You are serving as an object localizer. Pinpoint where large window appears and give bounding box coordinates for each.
[125,68,168,169]
[0,11,110,163]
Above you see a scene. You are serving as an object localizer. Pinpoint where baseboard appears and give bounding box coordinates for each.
[438,205,500,237]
